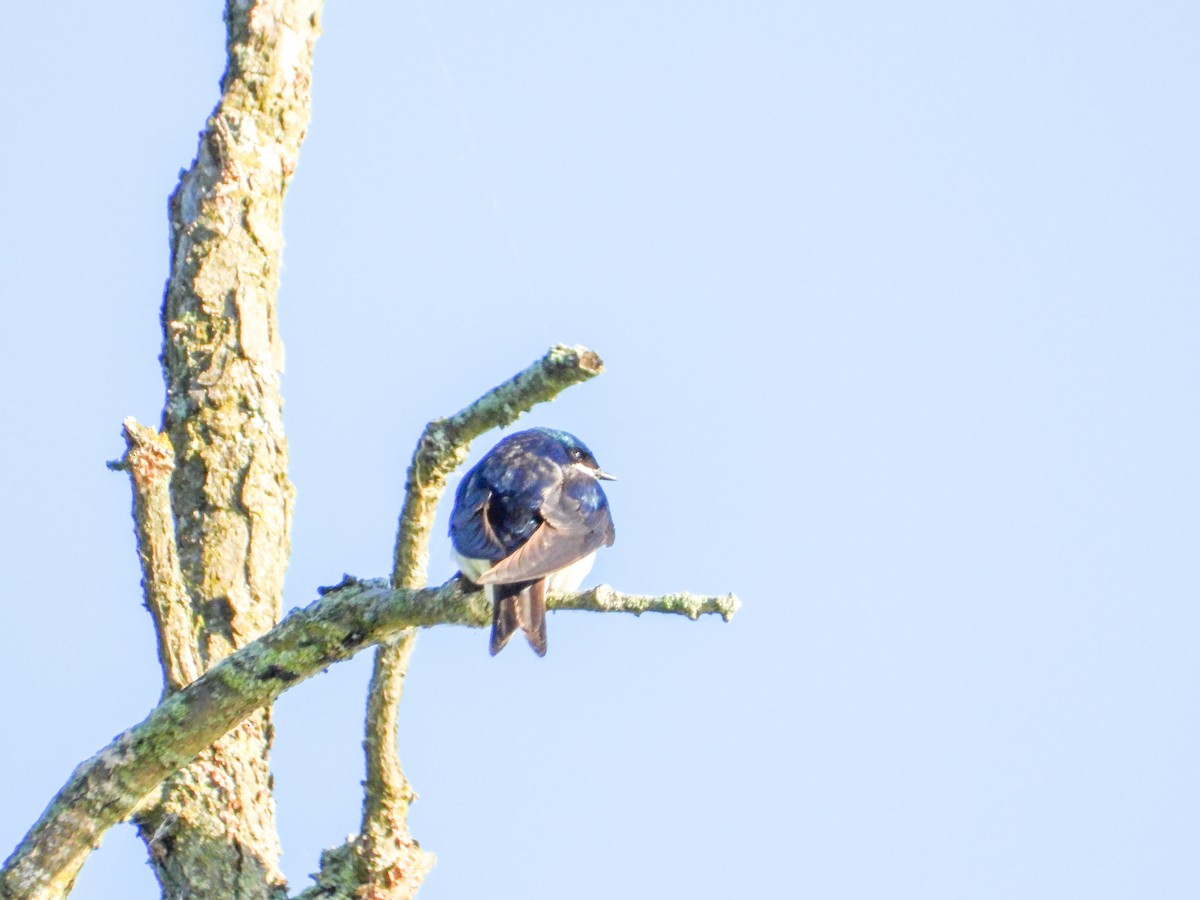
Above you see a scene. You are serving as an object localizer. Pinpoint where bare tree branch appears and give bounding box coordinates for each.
[109,418,202,694]
[346,344,607,897]
[0,579,738,900]
[355,630,432,898]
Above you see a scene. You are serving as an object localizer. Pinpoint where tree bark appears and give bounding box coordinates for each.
[133,0,322,896]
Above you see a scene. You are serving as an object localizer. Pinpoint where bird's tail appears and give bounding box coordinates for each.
[490,579,547,657]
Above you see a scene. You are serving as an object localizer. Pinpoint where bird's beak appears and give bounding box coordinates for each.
[594,469,618,481]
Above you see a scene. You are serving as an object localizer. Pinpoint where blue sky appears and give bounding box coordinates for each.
[1,2,1197,898]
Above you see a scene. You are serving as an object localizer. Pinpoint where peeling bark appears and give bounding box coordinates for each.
[140,0,323,895]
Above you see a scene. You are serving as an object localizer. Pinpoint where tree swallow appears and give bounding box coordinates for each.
[450,427,616,656]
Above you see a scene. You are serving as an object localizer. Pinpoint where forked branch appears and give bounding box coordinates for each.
[354,343,608,896]
[0,577,738,900]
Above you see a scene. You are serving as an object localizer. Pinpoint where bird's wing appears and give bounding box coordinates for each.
[477,474,614,585]
[449,474,507,562]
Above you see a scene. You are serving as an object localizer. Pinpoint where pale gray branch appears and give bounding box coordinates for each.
[349,343,607,897]
[0,578,738,900]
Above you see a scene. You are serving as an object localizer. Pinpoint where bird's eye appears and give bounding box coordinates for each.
[571,448,584,461]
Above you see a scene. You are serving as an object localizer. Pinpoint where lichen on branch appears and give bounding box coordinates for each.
[0,577,739,900]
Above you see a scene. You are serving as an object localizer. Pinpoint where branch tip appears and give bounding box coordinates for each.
[719,593,743,622]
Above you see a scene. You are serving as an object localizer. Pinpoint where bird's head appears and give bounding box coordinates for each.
[533,427,617,481]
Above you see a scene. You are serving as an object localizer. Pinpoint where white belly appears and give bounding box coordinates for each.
[455,553,492,583]
[455,551,596,593]
[545,552,596,593]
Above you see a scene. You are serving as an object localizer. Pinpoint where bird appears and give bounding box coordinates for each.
[450,427,616,656]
